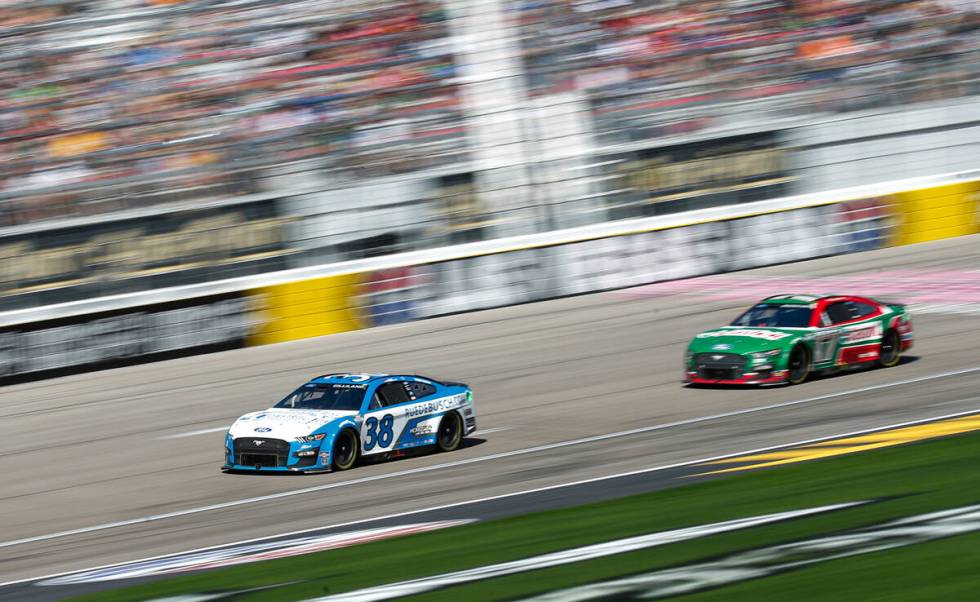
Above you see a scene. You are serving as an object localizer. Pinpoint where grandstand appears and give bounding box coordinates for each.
[0,0,976,310]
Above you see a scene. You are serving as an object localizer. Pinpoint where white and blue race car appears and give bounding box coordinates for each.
[223,373,476,473]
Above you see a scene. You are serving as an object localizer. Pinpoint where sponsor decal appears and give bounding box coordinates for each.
[40,521,471,586]
[411,423,435,437]
[404,394,467,419]
[696,329,790,341]
[842,322,882,344]
[302,502,868,602]
[519,503,980,601]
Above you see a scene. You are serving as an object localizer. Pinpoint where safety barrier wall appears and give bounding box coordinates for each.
[891,180,980,245]
[0,174,976,381]
[273,196,894,339]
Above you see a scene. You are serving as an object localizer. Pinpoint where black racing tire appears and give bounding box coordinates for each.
[436,412,464,453]
[786,345,810,385]
[332,428,360,471]
[878,329,901,368]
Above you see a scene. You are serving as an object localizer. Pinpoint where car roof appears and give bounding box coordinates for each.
[308,373,439,385]
[759,294,826,306]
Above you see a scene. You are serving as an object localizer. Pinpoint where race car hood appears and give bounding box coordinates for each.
[228,408,356,441]
[689,326,807,354]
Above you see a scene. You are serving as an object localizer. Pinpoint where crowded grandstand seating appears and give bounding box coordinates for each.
[515,0,979,143]
[0,0,977,226]
[0,0,465,224]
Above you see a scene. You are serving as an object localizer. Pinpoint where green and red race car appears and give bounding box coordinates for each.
[685,294,913,386]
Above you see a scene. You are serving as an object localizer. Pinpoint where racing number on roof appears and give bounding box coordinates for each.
[364,414,394,451]
[336,373,385,382]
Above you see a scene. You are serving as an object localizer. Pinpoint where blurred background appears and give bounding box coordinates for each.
[0,0,977,312]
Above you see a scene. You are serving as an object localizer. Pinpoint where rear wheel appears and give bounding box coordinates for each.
[787,345,810,385]
[332,429,359,471]
[436,412,463,452]
[878,329,901,368]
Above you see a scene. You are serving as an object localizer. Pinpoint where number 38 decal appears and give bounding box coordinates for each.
[364,414,394,451]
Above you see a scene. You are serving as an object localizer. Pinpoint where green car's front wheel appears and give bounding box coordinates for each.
[786,345,810,385]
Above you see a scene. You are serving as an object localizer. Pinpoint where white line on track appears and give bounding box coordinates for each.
[3,365,979,553]
[159,426,228,439]
[472,426,512,436]
[5,403,980,589]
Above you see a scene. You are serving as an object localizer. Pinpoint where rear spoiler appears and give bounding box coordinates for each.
[404,374,468,388]
[868,297,906,310]
[878,300,908,314]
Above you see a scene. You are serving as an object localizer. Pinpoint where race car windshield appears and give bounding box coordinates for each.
[274,384,366,411]
[731,304,812,328]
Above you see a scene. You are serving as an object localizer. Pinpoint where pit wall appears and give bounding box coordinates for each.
[0,176,976,380]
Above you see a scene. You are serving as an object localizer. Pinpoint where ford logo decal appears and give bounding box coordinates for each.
[254,427,272,432]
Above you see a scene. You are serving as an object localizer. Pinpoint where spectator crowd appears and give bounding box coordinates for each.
[0,0,977,226]
[515,0,979,143]
[0,0,465,224]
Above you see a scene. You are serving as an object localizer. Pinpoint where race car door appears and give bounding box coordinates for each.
[360,380,412,456]
[811,301,850,368]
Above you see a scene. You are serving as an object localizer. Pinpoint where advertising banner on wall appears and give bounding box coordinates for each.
[0,198,295,311]
[0,293,255,380]
[356,197,895,326]
[604,132,795,218]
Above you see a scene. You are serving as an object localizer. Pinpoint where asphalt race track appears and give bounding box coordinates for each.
[2,235,979,599]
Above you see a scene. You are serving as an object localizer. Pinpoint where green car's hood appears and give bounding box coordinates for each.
[688,326,808,354]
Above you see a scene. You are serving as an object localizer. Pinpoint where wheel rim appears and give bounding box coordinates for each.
[881,331,899,364]
[335,432,354,467]
[439,414,461,449]
[788,348,808,383]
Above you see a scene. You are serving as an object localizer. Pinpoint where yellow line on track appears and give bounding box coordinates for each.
[694,414,980,476]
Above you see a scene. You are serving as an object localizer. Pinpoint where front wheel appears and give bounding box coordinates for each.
[332,429,359,471]
[786,345,810,385]
[436,412,463,452]
[878,329,901,368]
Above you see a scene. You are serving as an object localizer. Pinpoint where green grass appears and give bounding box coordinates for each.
[70,430,980,602]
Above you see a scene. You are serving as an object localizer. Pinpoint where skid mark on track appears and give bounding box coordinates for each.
[613,270,980,315]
